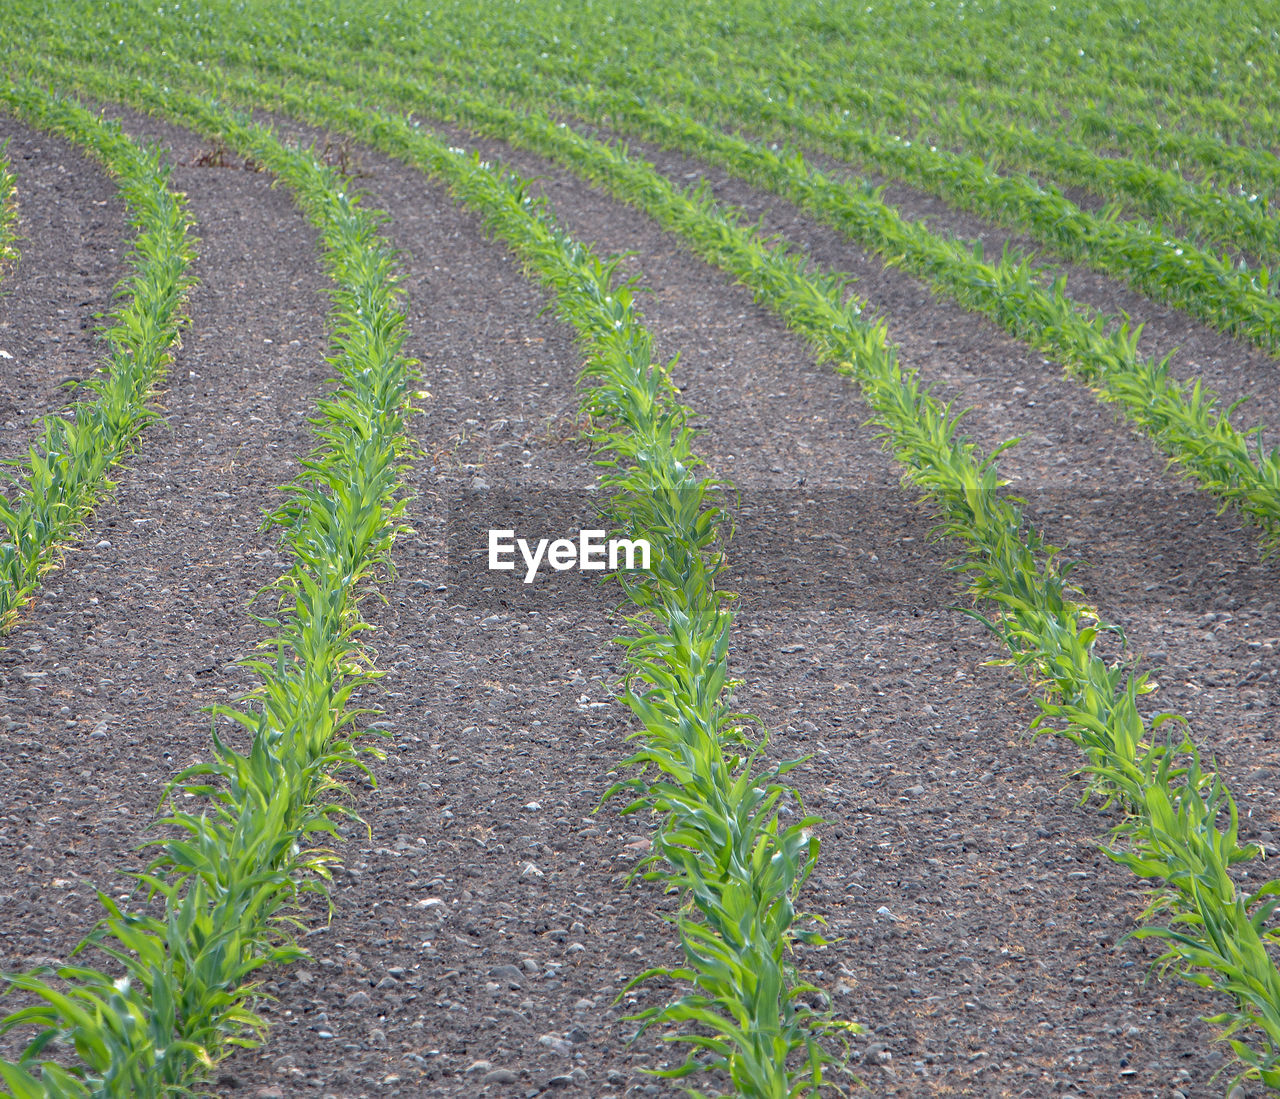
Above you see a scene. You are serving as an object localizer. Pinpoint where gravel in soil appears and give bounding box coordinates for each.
[0,99,1257,1099]
[225,116,1224,1096]
[559,123,1279,831]
[0,114,128,464]
[0,102,332,1043]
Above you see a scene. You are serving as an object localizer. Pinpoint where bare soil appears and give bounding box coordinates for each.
[0,97,1275,1099]
[0,114,127,462]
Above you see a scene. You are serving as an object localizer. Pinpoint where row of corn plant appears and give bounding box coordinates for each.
[0,147,16,279]
[604,45,1280,209]
[60,57,1280,1088]
[9,1,1279,256]
[137,60,1280,1088]
[690,0,1278,147]
[0,81,195,636]
[45,22,1268,554]
[427,62,1280,353]
[145,0,1280,229]
[773,63,1280,206]
[0,67,857,1096]
[155,55,1280,558]
[297,36,1280,310]
[475,174,855,1098]
[0,91,417,1098]
[615,67,1280,266]
[55,8,1280,347]
[439,44,1279,263]
[36,34,1280,558]
[780,57,1279,190]
[103,69,854,1097]
[5,0,1278,200]
[303,27,1280,263]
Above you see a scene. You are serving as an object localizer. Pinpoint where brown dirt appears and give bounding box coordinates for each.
[557,122,1280,825]
[0,93,1272,1099]
[0,115,128,463]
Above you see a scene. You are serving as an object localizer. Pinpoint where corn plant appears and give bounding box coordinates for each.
[27,50,1280,1086]
[169,62,1280,1085]
[100,45,1280,558]
[103,72,858,1095]
[0,148,16,279]
[15,0,1280,556]
[367,123,855,1094]
[0,81,196,636]
[0,98,416,1097]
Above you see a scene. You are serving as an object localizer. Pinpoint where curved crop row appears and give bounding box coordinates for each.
[695,50,1280,200]
[192,17,1280,274]
[757,62,1280,207]
[459,68,1280,353]
[113,71,852,1097]
[306,46,1280,351]
[617,68,1280,266]
[39,9,1279,352]
[4,0,1277,198]
[0,96,417,1097]
[157,54,1280,559]
[689,1,1280,147]
[27,40,1278,562]
[112,63,1280,1089]
[10,7,1280,326]
[465,166,853,1097]
[41,31,1273,564]
[0,81,195,636]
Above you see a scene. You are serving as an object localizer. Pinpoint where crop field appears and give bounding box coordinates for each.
[0,1,1278,1096]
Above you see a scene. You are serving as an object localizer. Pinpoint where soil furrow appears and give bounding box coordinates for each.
[548,126,1280,835]
[205,115,1227,1097]
[0,105,332,1048]
[0,114,127,464]
[193,118,688,1097]
[801,146,1280,435]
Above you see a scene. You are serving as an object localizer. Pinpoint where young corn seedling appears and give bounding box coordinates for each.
[0,147,16,278]
[74,71,858,1093]
[135,48,1280,556]
[0,81,195,636]
[47,58,1280,1083]
[0,98,416,1097]
[22,14,1280,553]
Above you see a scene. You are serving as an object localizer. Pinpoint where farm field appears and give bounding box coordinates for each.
[0,2,1278,1097]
